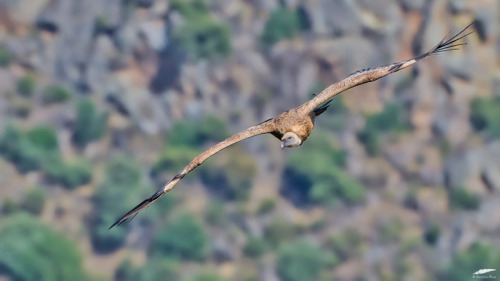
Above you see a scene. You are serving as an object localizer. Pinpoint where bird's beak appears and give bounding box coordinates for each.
[281,141,285,150]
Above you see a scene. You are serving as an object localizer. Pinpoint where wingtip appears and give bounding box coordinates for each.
[108,188,166,230]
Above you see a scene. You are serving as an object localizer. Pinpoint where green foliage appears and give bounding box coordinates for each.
[151,146,201,176]
[0,125,59,173]
[131,258,180,281]
[189,270,224,281]
[257,198,276,215]
[284,131,364,206]
[20,187,46,215]
[17,75,36,97]
[357,103,410,156]
[423,222,441,246]
[0,213,87,281]
[1,198,19,215]
[72,99,108,148]
[261,7,302,47]
[326,228,364,261]
[377,218,403,244]
[263,219,299,246]
[151,213,209,261]
[168,115,229,147]
[42,85,71,104]
[43,158,92,189]
[205,201,227,226]
[276,241,326,281]
[470,96,500,139]
[27,125,59,151]
[90,154,142,253]
[200,150,257,201]
[449,187,480,210]
[243,236,269,258]
[441,243,500,281]
[0,123,93,189]
[170,0,231,59]
[403,188,419,210]
[0,45,12,67]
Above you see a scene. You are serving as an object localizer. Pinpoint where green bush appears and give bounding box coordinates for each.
[377,218,403,244]
[27,125,59,151]
[128,258,180,281]
[200,150,257,201]
[441,243,500,281]
[243,236,269,258]
[0,45,12,67]
[0,213,88,281]
[423,222,441,246]
[1,198,19,215]
[168,115,229,147]
[170,0,231,59]
[150,213,209,261]
[42,85,71,104]
[449,187,480,210]
[257,198,276,215]
[357,103,410,156]
[283,131,364,206]
[71,99,108,148]
[0,125,59,173]
[90,155,143,253]
[43,159,92,189]
[189,270,224,281]
[17,75,36,97]
[470,96,500,139]
[151,146,201,177]
[205,201,227,226]
[264,219,299,246]
[261,7,302,47]
[20,187,46,215]
[276,241,326,281]
[325,228,364,261]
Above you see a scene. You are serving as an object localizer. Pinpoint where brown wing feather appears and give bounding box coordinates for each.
[298,22,474,115]
[109,119,276,228]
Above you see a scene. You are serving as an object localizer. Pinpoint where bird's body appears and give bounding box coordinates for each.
[110,23,474,228]
[271,109,316,142]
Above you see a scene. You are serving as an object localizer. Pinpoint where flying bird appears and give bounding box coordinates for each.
[110,23,474,228]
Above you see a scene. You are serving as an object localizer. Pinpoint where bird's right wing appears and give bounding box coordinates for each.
[109,118,276,228]
[299,22,474,115]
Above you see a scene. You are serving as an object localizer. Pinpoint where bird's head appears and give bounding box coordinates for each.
[281,132,302,149]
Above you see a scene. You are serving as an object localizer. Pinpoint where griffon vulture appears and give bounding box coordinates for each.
[110,23,473,228]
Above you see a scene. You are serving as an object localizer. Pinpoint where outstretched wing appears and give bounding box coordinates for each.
[299,22,474,115]
[109,119,276,228]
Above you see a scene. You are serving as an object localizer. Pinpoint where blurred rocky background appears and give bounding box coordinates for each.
[0,0,499,280]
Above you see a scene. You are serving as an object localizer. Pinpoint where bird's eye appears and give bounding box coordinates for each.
[288,136,293,140]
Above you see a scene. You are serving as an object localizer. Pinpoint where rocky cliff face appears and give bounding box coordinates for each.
[0,0,499,280]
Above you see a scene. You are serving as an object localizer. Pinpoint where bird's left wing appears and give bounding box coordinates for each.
[109,119,276,228]
[299,22,474,115]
